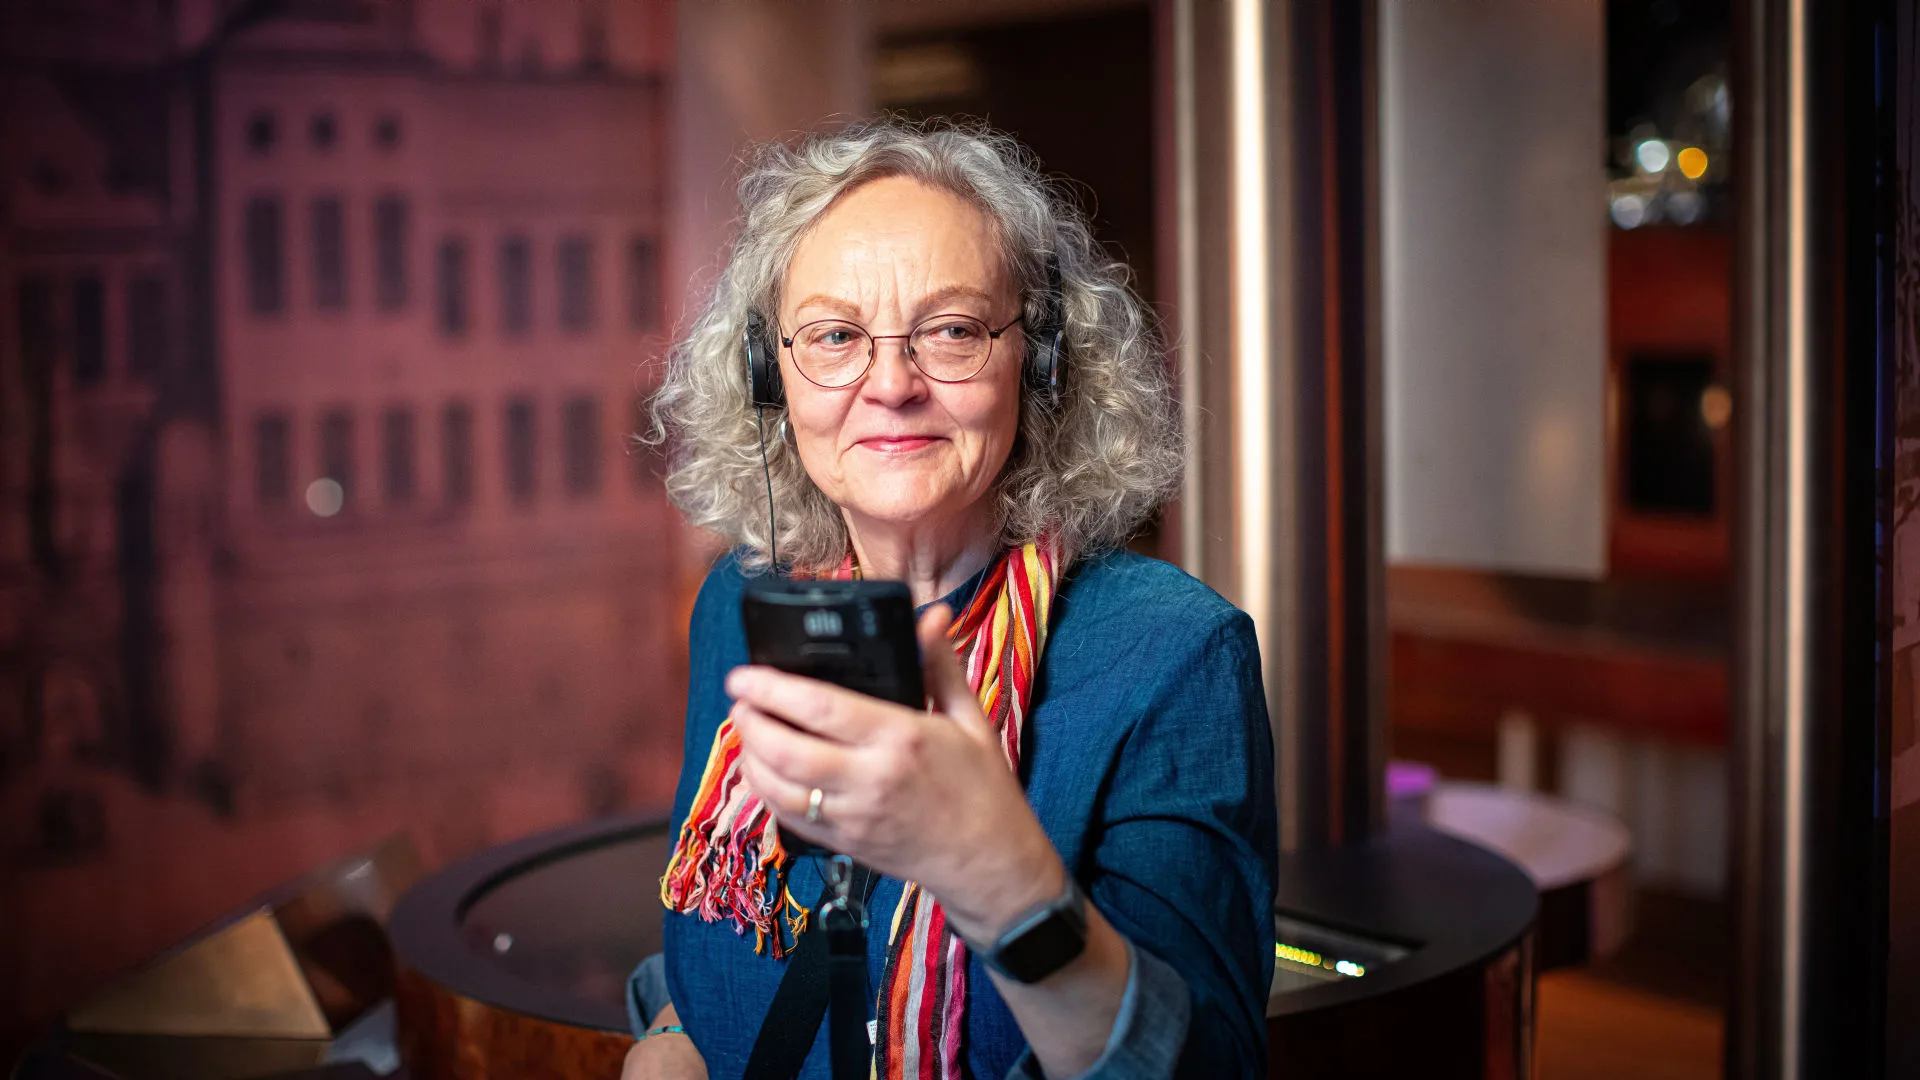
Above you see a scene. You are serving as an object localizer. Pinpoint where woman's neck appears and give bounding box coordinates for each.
[843,511,1002,608]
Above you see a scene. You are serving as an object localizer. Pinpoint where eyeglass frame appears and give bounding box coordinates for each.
[776,312,1027,389]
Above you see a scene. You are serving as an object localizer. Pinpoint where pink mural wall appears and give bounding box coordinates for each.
[0,0,695,1048]
[2,0,1141,1052]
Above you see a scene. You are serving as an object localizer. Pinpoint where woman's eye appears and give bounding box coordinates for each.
[931,323,976,340]
[814,328,859,348]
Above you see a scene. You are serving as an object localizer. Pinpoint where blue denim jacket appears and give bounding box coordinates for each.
[631,548,1277,1079]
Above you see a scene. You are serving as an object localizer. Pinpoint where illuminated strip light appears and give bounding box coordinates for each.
[1173,0,1204,579]
[1228,0,1272,661]
[1781,0,1810,1069]
[1275,942,1322,968]
[1274,942,1368,978]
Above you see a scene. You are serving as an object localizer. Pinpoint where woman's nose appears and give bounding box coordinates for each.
[861,336,929,405]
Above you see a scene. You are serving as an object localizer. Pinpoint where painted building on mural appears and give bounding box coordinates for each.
[0,0,684,857]
[202,1,679,823]
[0,0,186,854]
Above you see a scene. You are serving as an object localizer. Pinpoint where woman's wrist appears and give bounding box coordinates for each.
[621,1001,705,1080]
[935,822,1068,946]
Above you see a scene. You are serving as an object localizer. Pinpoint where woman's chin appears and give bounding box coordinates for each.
[840,486,968,530]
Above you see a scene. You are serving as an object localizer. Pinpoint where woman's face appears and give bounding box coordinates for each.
[778,175,1023,538]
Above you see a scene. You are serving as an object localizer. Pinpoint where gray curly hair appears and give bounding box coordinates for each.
[646,117,1182,573]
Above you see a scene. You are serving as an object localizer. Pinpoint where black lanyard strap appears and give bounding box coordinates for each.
[744,862,878,1080]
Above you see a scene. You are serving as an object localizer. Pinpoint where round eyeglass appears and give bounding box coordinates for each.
[780,313,1025,389]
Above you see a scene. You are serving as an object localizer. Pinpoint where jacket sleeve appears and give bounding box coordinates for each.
[1004,940,1192,1080]
[1069,608,1278,1078]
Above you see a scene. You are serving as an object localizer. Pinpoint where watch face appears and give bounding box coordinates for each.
[995,908,1088,984]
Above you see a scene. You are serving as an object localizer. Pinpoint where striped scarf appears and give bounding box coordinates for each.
[660,536,1066,1078]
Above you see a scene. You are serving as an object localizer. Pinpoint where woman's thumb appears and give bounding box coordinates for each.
[916,604,979,723]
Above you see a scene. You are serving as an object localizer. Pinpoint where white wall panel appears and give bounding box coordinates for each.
[1381,0,1607,577]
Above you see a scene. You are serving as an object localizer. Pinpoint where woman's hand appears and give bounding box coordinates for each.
[732,605,1134,1077]
[727,604,1065,944]
[620,1004,705,1080]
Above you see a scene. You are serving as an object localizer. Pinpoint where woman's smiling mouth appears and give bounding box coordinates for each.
[855,435,944,453]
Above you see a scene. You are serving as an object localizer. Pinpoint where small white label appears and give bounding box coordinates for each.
[867,1019,877,1045]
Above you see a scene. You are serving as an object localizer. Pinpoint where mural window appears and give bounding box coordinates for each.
[442,401,474,506]
[255,413,291,507]
[558,235,594,333]
[563,396,601,497]
[500,234,532,337]
[245,110,276,154]
[479,8,503,69]
[127,276,167,378]
[628,236,661,333]
[384,407,416,505]
[311,197,347,311]
[580,7,609,73]
[72,275,105,383]
[375,195,409,310]
[319,408,355,508]
[375,113,402,151]
[18,278,57,380]
[505,396,536,503]
[437,237,470,338]
[245,196,285,314]
[310,112,337,150]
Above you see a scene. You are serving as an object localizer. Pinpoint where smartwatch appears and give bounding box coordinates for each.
[976,874,1089,984]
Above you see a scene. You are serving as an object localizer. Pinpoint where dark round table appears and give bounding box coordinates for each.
[389,813,671,1080]
[392,813,1539,1080]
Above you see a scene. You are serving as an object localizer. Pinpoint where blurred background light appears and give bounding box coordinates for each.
[1700,385,1733,430]
[1611,192,1650,229]
[1635,138,1672,174]
[1667,190,1703,225]
[305,479,344,518]
[1677,146,1709,179]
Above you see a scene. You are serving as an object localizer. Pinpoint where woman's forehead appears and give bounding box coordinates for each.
[782,176,1012,314]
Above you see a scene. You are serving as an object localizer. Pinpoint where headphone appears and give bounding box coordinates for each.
[743,309,786,410]
[743,254,1068,411]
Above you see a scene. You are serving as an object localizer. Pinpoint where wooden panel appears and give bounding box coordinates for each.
[1536,970,1721,1080]
[395,966,632,1080]
[1391,630,1727,747]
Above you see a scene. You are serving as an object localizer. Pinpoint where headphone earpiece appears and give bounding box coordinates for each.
[1024,254,1068,408]
[743,311,785,410]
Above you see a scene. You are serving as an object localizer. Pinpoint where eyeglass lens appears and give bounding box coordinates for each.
[789,314,998,387]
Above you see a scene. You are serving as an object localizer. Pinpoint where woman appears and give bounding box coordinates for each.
[625,119,1276,1080]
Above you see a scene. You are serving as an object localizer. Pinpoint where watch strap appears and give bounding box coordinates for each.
[979,873,1089,984]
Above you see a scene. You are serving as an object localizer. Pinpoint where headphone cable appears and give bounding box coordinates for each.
[754,403,779,572]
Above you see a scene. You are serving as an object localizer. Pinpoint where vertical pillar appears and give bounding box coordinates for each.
[1728,1,1887,1076]
[1167,0,1385,852]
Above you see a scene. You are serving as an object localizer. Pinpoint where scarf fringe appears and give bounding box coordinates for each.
[659,756,808,958]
